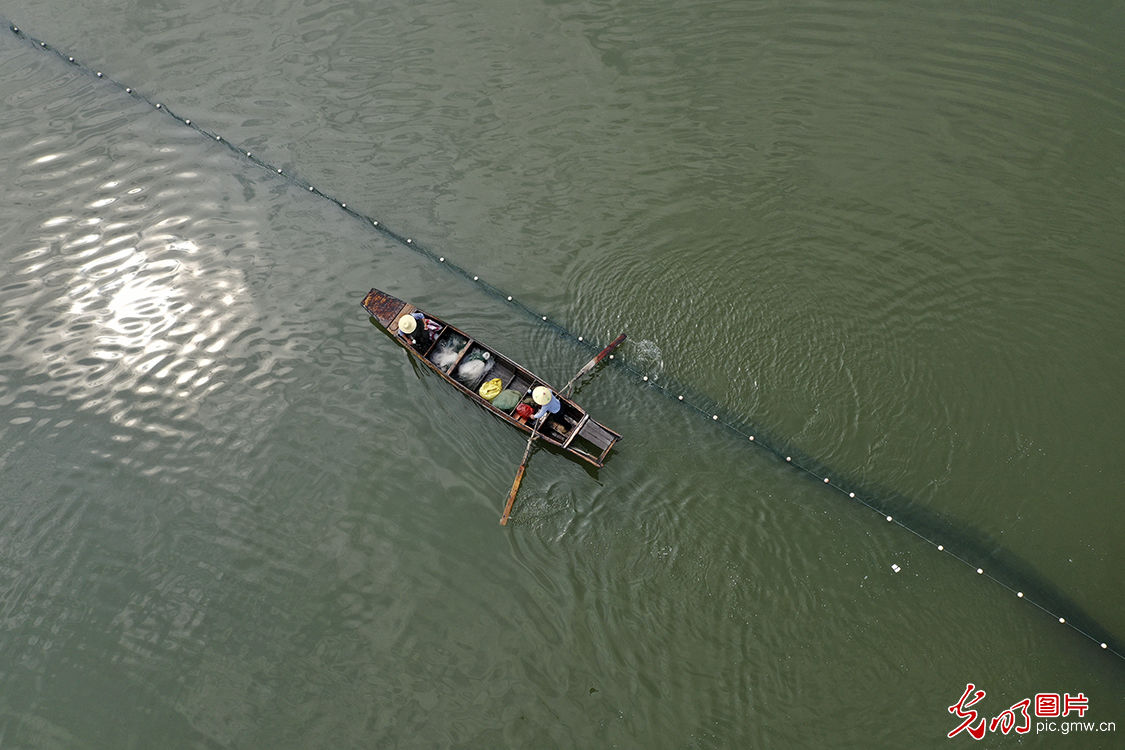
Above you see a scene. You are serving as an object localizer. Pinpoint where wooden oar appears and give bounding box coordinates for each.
[499,415,543,526]
[500,333,626,525]
[560,332,626,398]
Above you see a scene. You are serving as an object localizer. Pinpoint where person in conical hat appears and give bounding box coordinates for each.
[530,385,561,421]
[397,311,441,351]
[398,313,418,335]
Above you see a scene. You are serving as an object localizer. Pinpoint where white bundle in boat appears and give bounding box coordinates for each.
[456,355,493,384]
[430,339,462,369]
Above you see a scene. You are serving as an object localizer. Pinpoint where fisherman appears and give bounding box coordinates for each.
[397,312,422,347]
[398,312,440,351]
[530,386,561,423]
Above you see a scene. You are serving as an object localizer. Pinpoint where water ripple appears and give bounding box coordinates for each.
[3,3,1124,746]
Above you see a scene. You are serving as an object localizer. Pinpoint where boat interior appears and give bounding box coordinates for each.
[387,303,619,465]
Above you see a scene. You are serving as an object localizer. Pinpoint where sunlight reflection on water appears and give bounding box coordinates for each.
[3,155,256,443]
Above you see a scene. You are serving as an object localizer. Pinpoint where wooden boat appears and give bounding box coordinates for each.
[361,288,622,467]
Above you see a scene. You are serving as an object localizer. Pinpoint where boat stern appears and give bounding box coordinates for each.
[569,419,621,467]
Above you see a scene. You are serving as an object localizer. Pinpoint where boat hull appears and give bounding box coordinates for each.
[361,288,621,467]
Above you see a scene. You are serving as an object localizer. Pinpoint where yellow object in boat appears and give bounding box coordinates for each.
[479,377,503,401]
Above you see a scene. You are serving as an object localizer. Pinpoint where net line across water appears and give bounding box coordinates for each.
[6,19,1120,663]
